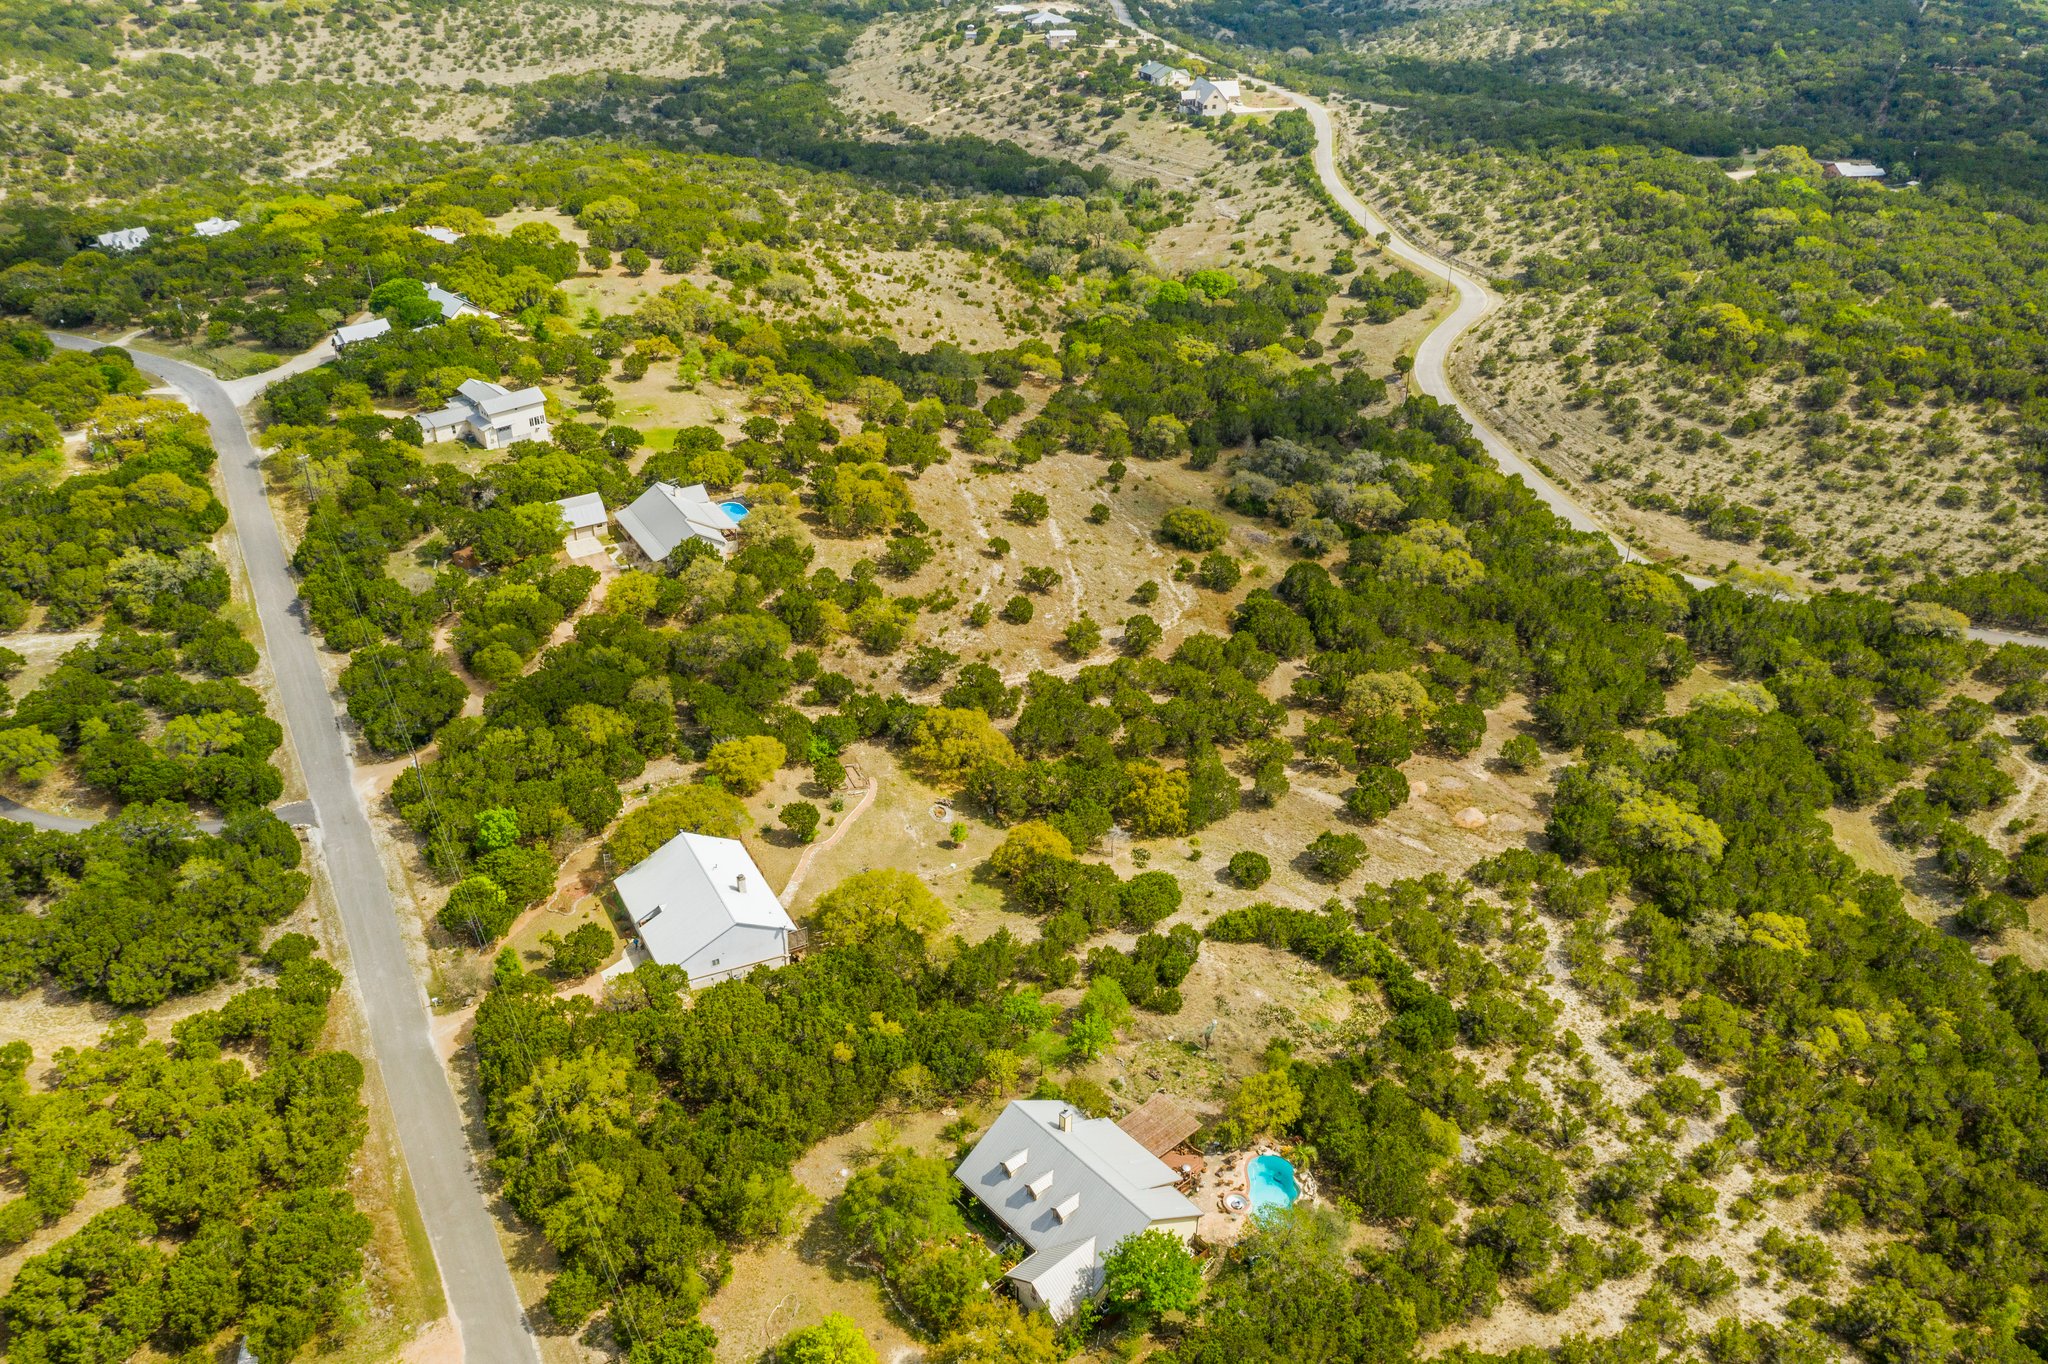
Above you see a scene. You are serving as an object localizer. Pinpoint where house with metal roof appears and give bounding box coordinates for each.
[424,282,493,321]
[1181,77,1240,117]
[95,227,151,253]
[616,482,743,563]
[414,224,465,245]
[956,1100,1201,1321]
[415,379,550,450]
[333,317,393,349]
[193,216,241,238]
[612,832,794,986]
[1137,60,1192,88]
[1821,160,1886,180]
[1023,8,1071,26]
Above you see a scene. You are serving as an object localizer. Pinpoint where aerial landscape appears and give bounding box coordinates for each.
[4,0,2048,1362]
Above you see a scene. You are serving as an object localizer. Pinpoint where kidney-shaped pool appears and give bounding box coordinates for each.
[1247,1153,1300,1215]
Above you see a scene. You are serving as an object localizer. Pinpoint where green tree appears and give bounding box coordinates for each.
[338,645,466,754]
[1160,506,1228,550]
[1100,1228,1202,1320]
[909,708,1018,780]
[1228,1066,1303,1140]
[812,869,950,945]
[781,800,821,843]
[704,735,787,794]
[778,1313,879,1364]
[606,784,750,866]
[543,922,614,977]
[0,726,61,784]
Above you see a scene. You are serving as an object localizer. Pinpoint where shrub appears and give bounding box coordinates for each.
[1000,595,1034,624]
[781,801,821,844]
[544,922,614,977]
[1227,850,1271,888]
[1160,506,1227,551]
[1500,734,1543,772]
[1303,830,1368,881]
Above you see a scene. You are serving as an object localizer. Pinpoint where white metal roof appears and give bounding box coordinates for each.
[95,227,150,252]
[1009,1237,1097,1289]
[334,317,393,346]
[1827,160,1885,177]
[193,216,241,238]
[613,832,792,969]
[555,492,607,531]
[426,282,490,320]
[956,1101,1198,1264]
[454,378,544,418]
[414,224,464,244]
[616,482,740,562]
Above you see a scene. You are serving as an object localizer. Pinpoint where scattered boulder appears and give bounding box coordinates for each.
[1452,806,1488,830]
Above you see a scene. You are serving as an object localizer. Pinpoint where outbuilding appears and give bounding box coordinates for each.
[333,317,393,349]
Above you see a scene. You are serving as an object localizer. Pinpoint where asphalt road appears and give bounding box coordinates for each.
[1101,7,2048,645]
[51,334,539,1364]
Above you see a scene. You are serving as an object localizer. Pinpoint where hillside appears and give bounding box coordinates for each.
[2,3,2048,1364]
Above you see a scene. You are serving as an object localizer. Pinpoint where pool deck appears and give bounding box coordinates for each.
[1195,1146,1316,1243]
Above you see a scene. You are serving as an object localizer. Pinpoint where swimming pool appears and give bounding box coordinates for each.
[719,500,750,522]
[1247,1154,1299,1215]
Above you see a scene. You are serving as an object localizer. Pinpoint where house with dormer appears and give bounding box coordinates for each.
[955,1100,1200,1320]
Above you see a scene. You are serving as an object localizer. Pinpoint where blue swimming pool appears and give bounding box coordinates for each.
[720,500,750,521]
[1248,1154,1299,1215]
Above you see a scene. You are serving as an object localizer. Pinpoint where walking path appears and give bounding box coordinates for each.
[48,333,541,1364]
[778,776,881,908]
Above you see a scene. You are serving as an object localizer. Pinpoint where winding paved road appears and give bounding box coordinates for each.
[1104,2,2048,646]
[50,335,540,1364]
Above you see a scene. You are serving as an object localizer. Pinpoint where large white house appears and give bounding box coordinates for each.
[415,379,550,449]
[193,216,242,238]
[95,227,151,253]
[617,482,744,562]
[414,224,465,245]
[1822,159,1886,180]
[613,832,794,986]
[955,1100,1201,1321]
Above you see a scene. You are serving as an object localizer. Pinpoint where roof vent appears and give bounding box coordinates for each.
[637,904,664,927]
[1053,1194,1080,1222]
[1027,1171,1056,1200]
[1002,1149,1030,1178]
[1057,1108,1074,1133]
[736,871,747,893]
